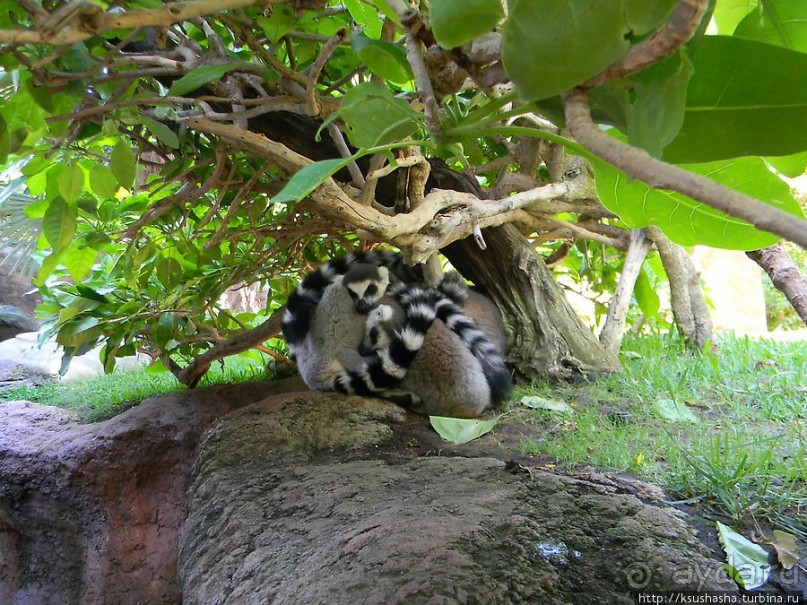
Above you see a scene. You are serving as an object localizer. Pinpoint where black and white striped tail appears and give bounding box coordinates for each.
[282,250,423,357]
[331,286,442,396]
[433,275,513,406]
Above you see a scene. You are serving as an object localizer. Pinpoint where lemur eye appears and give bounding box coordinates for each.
[365,284,378,296]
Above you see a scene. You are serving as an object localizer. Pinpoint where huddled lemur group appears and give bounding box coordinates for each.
[281,250,513,418]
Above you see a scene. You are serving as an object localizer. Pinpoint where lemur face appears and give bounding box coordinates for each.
[341,265,390,314]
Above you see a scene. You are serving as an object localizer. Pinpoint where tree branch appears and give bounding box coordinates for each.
[747,245,807,324]
[599,229,653,355]
[563,90,807,250]
[0,0,269,46]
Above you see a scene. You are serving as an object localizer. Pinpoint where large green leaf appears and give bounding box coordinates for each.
[593,156,803,249]
[42,197,78,252]
[765,150,807,177]
[257,5,296,44]
[58,164,84,204]
[712,0,757,34]
[716,521,771,590]
[663,36,807,163]
[272,158,354,204]
[430,0,504,49]
[110,140,136,189]
[734,0,807,52]
[167,64,240,97]
[626,52,692,158]
[89,164,119,199]
[503,0,629,101]
[343,0,383,39]
[430,416,497,445]
[350,34,412,84]
[338,82,422,148]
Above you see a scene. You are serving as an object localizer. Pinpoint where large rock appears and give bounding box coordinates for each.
[2,382,773,604]
[179,394,736,604]
[0,258,41,342]
[0,378,306,605]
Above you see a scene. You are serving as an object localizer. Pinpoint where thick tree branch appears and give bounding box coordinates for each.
[186,117,590,260]
[582,0,708,89]
[563,91,807,250]
[599,229,653,355]
[0,0,268,46]
[747,245,807,324]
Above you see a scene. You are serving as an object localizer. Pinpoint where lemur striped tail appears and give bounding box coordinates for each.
[332,286,442,395]
[431,274,513,406]
[282,250,423,357]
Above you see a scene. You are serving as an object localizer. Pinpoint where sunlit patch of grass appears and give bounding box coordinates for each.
[515,333,807,533]
[0,351,272,422]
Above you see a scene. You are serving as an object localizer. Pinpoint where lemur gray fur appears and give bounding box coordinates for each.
[281,250,427,361]
[293,271,441,395]
[359,274,513,409]
[283,251,512,416]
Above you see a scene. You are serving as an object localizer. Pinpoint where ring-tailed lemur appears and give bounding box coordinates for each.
[282,250,427,360]
[292,269,440,395]
[357,276,513,408]
[285,252,512,416]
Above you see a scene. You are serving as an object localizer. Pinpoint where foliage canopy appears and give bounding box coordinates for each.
[0,0,805,376]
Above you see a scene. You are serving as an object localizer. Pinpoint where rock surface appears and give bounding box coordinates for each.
[1,382,745,605]
[0,332,148,387]
[0,258,41,342]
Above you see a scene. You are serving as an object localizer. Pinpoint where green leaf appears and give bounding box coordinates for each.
[339,82,422,147]
[624,0,678,36]
[626,52,692,158]
[520,396,574,413]
[58,164,85,204]
[257,6,296,44]
[430,0,504,49]
[594,155,804,249]
[633,268,660,318]
[273,158,353,204]
[712,0,757,34]
[138,116,179,149]
[167,64,240,97]
[503,0,629,101]
[64,246,97,283]
[664,36,807,163]
[110,140,136,189]
[652,398,700,423]
[734,0,807,52]
[765,150,807,177]
[152,312,179,350]
[42,197,78,252]
[351,34,412,84]
[156,257,183,290]
[716,521,771,590]
[430,416,497,445]
[344,0,383,38]
[89,164,120,199]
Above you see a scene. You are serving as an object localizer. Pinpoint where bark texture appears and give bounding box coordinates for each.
[445,225,621,380]
[747,245,807,325]
[646,227,714,348]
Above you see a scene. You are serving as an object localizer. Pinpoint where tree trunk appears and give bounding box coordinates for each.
[645,227,713,348]
[747,244,807,325]
[599,229,652,355]
[444,225,621,381]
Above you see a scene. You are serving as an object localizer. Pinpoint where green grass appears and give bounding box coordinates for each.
[516,333,807,535]
[0,353,271,422]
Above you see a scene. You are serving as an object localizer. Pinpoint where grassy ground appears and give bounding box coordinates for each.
[517,333,807,536]
[0,353,270,422]
[1,333,804,535]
